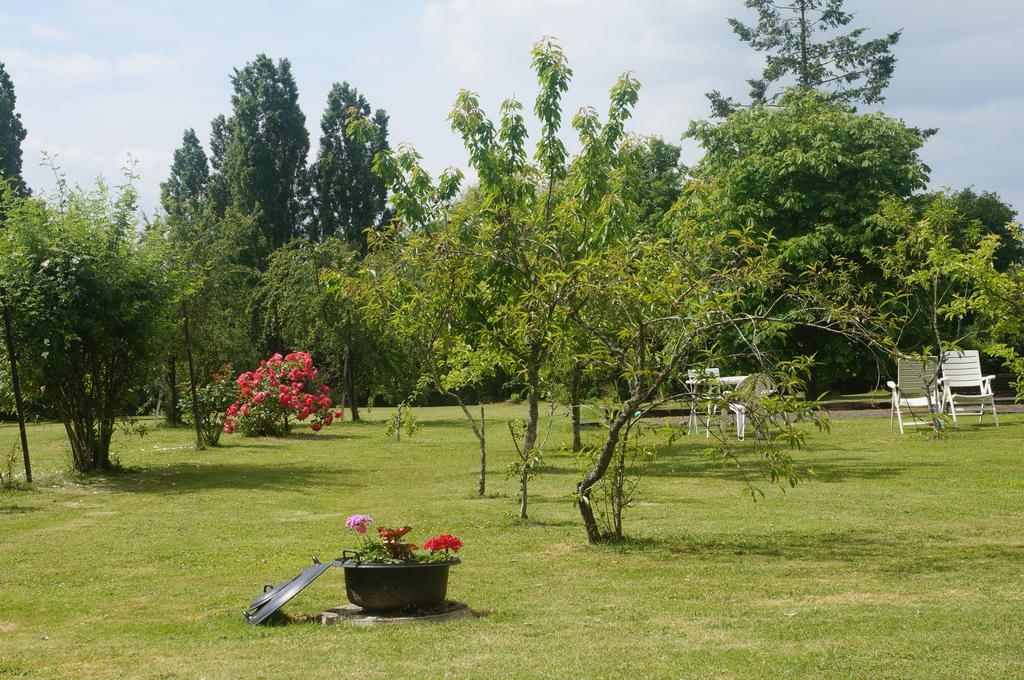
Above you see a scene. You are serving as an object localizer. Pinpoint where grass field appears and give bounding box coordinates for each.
[2,405,1023,678]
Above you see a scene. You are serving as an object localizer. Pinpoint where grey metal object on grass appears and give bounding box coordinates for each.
[243,556,334,625]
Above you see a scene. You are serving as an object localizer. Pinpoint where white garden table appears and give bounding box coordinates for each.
[684,375,748,391]
[684,374,748,436]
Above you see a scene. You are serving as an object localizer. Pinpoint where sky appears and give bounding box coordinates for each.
[1,0,1022,218]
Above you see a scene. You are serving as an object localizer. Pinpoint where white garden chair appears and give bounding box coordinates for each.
[886,357,939,434]
[939,350,998,426]
[729,373,776,441]
[685,368,720,437]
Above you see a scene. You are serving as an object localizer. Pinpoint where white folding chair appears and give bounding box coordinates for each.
[940,350,998,426]
[686,368,720,437]
[729,373,776,441]
[887,357,939,434]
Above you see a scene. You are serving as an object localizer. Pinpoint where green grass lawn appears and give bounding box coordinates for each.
[2,405,1023,679]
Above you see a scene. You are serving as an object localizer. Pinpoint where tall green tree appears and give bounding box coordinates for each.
[156,127,208,428]
[910,189,1021,271]
[0,61,28,197]
[442,38,647,518]
[263,237,405,422]
[206,115,232,217]
[220,55,309,256]
[707,0,901,116]
[632,136,684,232]
[308,82,390,253]
[159,128,211,428]
[353,189,493,492]
[0,62,32,483]
[369,38,643,517]
[686,91,929,392]
[150,202,265,441]
[160,122,270,437]
[160,129,209,220]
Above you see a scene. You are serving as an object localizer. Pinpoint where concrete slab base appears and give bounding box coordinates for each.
[319,600,470,626]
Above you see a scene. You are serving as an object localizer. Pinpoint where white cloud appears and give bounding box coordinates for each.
[23,136,88,164]
[0,47,110,87]
[115,53,176,77]
[29,24,68,43]
[0,47,177,88]
[111,146,173,171]
[420,0,726,82]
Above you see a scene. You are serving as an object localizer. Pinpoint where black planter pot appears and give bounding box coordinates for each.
[340,557,460,611]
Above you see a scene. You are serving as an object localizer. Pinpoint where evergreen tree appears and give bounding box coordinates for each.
[221,55,309,256]
[632,137,683,231]
[0,61,28,196]
[160,128,209,219]
[158,127,209,427]
[205,114,232,217]
[308,82,390,253]
[707,0,901,116]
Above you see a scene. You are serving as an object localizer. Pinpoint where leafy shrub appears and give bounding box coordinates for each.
[180,364,237,446]
[0,446,19,489]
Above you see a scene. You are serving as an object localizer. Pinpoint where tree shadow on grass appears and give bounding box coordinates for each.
[0,504,41,514]
[799,458,939,483]
[284,432,375,443]
[658,530,893,560]
[217,431,373,446]
[404,412,557,430]
[595,529,1024,574]
[403,417,498,430]
[538,450,932,484]
[527,517,579,528]
[648,455,932,483]
[99,461,351,495]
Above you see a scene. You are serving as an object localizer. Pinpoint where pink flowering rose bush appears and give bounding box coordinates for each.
[222,351,342,437]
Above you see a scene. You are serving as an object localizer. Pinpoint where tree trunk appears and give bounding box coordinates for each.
[96,402,115,469]
[519,472,528,520]
[577,402,635,543]
[448,389,486,497]
[613,441,626,540]
[477,405,486,497]
[272,305,285,355]
[344,346,360,421]
[799,0,809,89]
[59,379,99,472]
[181,303,205,450]
[571,362,582,453]
[2,293,31,483]
[167,355,178,427]
[520,362,541,520]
